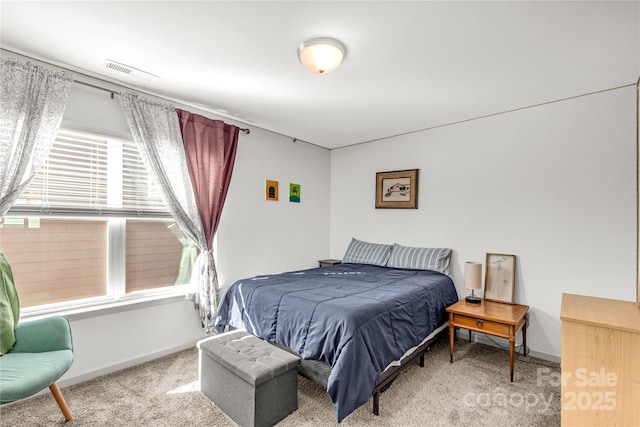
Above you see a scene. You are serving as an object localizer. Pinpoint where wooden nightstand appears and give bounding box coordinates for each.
[446,299,529,382]
[318,259,341,267]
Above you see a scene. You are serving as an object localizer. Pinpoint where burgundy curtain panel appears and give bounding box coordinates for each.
[176,109,239,249]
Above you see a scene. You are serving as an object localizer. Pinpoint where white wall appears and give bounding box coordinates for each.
[6,48,635,379]
[3,49,331,386]
[62,82,330,386]
[64,70,331,293]
[63,299,204,386]
[330,86,637,360]
[216,127,330,289]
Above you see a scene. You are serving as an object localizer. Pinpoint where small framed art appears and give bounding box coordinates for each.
[265,180,278,201]
[289,183,301,203]
[375,169,419,209]
[484,253,516,304]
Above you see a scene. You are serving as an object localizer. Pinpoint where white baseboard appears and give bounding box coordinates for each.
[59,339,200,389]
[455,329,560,364]
[1,339,201,407]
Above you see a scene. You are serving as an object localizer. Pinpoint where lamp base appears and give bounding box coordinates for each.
[465,295,482,304]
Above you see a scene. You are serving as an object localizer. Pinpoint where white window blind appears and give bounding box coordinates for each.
[11,128,170,217]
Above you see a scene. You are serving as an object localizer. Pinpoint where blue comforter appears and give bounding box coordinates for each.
[214,263,458,422]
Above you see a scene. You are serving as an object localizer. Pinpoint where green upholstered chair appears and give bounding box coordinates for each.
[0,254,74,421]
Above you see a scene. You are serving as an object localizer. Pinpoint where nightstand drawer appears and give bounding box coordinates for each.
[452,314,510,336]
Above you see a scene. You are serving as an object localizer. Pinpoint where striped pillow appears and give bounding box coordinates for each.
[387,244,451,274]
[342,238,393,266]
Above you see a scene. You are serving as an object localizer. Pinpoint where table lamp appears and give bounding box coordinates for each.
[464,261,482,304]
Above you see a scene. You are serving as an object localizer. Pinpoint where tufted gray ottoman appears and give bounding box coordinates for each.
[197,330,300,427]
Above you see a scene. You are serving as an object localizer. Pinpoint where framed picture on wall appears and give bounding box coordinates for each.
[289,183,301,203]
[484,253,516,304]
[265,180,278,201]
[375,169,419,209]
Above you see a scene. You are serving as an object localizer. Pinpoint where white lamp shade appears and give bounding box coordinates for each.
[464,262,482,290]
[297,38,346,74]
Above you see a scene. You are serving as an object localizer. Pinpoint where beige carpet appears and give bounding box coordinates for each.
[0,339,560,426]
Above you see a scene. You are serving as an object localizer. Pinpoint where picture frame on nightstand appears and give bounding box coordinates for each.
[484,253,516,304]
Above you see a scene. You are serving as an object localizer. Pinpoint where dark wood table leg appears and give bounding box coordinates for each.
[449,316,455,363]
[509,326,515,382]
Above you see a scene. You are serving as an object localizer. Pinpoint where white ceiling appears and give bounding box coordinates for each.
[1,1,638,149]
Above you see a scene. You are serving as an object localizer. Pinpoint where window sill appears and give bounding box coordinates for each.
[20,289,192,322]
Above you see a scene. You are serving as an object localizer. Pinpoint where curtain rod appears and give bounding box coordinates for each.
[74,79,251,135]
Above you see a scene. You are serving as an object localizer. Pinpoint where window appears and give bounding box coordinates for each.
[1,128,194,312]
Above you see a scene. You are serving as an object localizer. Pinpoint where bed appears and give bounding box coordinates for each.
[214,239,459,422]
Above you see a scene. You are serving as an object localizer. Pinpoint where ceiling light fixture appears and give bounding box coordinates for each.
[297,37,346,74]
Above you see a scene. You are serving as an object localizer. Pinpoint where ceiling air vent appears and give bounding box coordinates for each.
[104,59,158,81]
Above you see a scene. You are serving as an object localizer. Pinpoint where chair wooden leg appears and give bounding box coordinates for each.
[49,382,73,421]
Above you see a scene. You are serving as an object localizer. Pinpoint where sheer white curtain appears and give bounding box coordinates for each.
[119,93,216,333]
[0,58,73,216]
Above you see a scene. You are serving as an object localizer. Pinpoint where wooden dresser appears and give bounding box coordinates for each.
[560,293,640,426]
